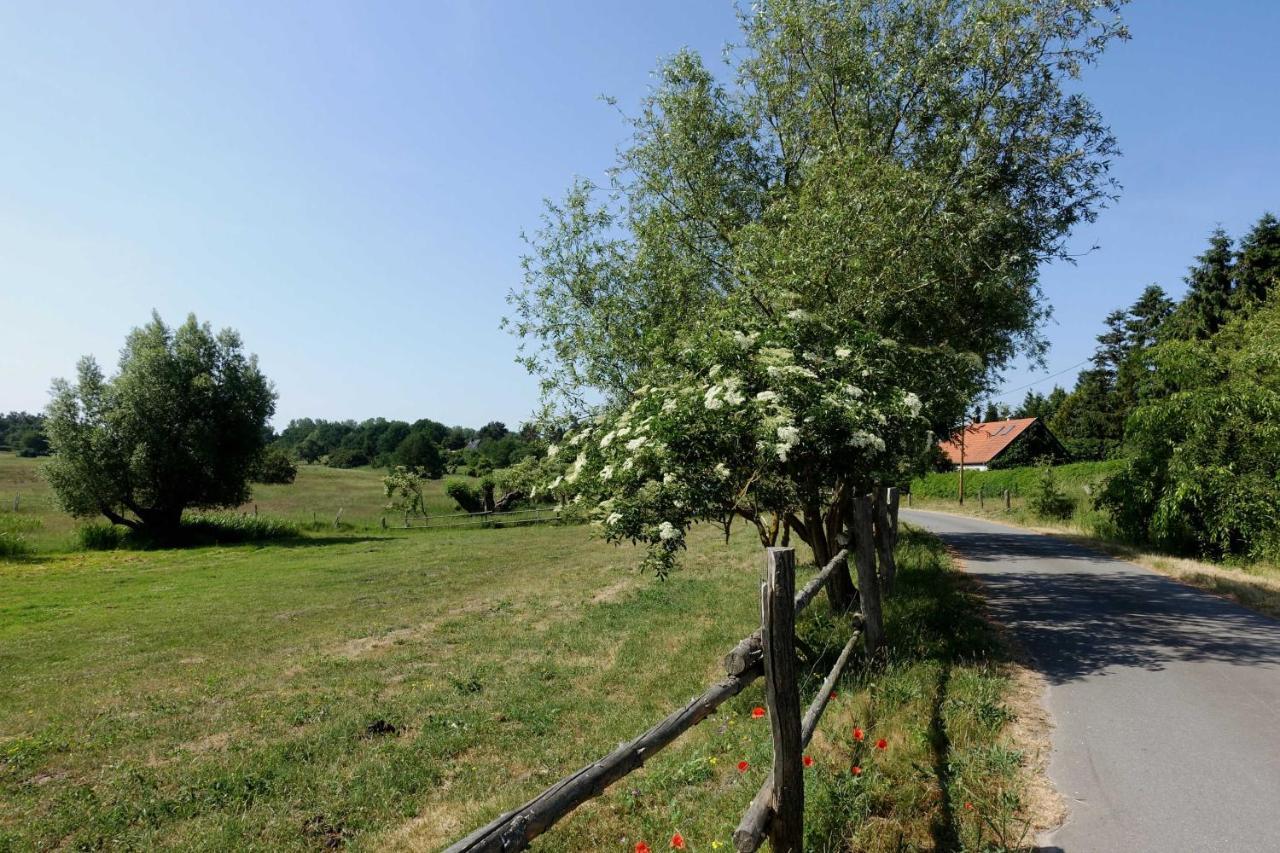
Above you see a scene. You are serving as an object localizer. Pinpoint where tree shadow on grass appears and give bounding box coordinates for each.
[932,530,1280,686]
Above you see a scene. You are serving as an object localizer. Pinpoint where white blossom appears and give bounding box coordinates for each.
[715,462,730,479]
[708,364,722,377]
[606,512,623,526]
[733,330,759,349]
[851,431,886,453]
[756,390,779,403]
[903,392,922,417]
[565,453,587,483]
[626,436,647,451]
[600,431,616,448]
[775,424,801,461]
[658,521,678,541]
[663,472,677,484]
[546,444,559,459]
[786,308,809,321]
[835,347,852,359]
[704,385,724,410]
[601,465,615,481]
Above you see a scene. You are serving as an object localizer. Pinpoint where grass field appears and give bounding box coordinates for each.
[0,504,1035,851]
[0,453,474,553]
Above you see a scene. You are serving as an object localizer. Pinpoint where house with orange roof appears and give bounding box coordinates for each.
[937,417,1069,471]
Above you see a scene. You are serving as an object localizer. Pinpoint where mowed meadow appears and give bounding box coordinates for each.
[0,453,1034,851]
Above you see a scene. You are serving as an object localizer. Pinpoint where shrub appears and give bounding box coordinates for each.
[0,528,32,559]
[325,448,369,469]
[0,515,39,558]
[445,479,485,513]
[251,447,298,484]
[1028,464,1074,520]
[78,523,124,551]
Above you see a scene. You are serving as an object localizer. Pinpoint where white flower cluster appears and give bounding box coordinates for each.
[775,424,801,461]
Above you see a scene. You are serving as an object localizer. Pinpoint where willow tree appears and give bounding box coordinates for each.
[508,0,1125,575]
[45,313,276,539]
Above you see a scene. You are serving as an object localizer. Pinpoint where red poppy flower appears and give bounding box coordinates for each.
[875,738,888,751]
[829,691,838,700]
[751,706,766,719]
[737,760,750,773]
[851,765,862,776]
[964,802,974,812]
[803,755,813,767]
[636,843,652,853]
[671,832,686,849]
[853,727,865,741]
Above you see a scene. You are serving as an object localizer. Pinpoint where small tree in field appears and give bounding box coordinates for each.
[44,313,276,540]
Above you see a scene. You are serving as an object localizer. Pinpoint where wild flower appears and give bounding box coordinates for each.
[657,521,678,541]
[737,760,750,772]
[671,833,686,850]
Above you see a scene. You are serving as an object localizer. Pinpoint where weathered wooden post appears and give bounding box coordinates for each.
[873,488,898,595]
[380,515,388,530]
[334,507,343,529]
[979,487,984,510]
[851,495,885,655]
[759,548,803,853]
[1004,489,1011,510]
[906,490,912,508]
[253,503,258,517]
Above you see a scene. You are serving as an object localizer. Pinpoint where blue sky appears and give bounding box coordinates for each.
[2,1,1277,428]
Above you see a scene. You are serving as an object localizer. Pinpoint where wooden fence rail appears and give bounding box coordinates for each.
[446,489,899,852]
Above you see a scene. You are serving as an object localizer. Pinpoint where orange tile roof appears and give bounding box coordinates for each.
[938,417,1038,465]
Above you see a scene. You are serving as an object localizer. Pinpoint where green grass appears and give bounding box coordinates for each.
[0,452,475,554]
[910,460,1123,536]
[0,515,1030,851]
[912,460,1122,505]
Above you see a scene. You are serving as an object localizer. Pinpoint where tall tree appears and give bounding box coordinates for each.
[44,313,276,539]
[511,0,1126,575]
[1164,228,1236,340]
[1234,212,1280,311]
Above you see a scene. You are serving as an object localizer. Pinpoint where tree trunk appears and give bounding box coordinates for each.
[850,495,885,655]
[805,505,857,612]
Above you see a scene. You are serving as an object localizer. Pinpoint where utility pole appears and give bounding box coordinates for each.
[958,420,966,505]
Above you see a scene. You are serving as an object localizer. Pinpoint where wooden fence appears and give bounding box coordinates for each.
[445,488,900,853]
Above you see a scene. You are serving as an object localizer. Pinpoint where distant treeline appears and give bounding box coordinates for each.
[982,212,1280,464]
[986,212,1280,562]
[0,411,48,457]
[270,417,539,477]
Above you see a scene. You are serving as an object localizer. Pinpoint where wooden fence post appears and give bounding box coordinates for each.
[979,487,984,510]
[851,496,885,655]
[1004,489,1011,510]
[872,488,898,595]
[334,507,343,529]
[759,547,803,853]
[886,487,900,547]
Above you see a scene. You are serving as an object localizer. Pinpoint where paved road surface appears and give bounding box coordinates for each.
[902,509,1280,853]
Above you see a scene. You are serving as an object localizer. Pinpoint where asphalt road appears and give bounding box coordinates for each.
[902,509,1280,853]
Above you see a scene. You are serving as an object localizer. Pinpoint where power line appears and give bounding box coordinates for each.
[991,358,1091,401]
